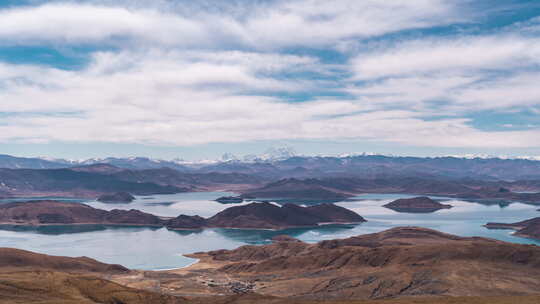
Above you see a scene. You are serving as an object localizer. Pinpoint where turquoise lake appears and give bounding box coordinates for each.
[0,192,539,270]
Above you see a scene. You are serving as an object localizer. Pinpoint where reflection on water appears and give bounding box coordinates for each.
[0,197,87,204]
[0,192,539,270]
[212,224,358,245]
[0,224,110,235]
[85,191,244,217]
[253,198,345,205]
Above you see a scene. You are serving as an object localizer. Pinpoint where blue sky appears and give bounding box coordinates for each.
[0,0,539,160]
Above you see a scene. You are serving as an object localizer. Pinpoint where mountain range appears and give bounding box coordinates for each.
[3,153,540,200]
[5,153,540,180]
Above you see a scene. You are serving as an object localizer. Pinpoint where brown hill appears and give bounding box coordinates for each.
[0,200,363,230]
[0,247,128,274]
[0,247,188,304]
[383,197,452,213]
[485,217,540,239]
[3,235,540,304]
[188,294,540,304]
[0,200,163,226]
[166,202,366,230]
[0,271,186,304]
[187,227,540,300]
[241,178,352,199]
[0,248,186,304]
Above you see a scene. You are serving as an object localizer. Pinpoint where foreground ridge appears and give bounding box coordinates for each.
[2,227,540,303]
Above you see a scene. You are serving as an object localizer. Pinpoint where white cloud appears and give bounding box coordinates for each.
[351,35,540,80]
[1,49,540,149]
[0,1,539,150]
[0,4,212,46]
[348,34,540,112]
[0,50,365,145]
[0,1,464,49]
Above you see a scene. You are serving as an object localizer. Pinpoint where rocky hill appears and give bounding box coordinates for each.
[166,202,366,230]
[0,248,186,304]
[0,201,164,226]
[383,197,453,213]
[187,227,540,299]
[0,247,128,274]
[0,200,365,230]
[3,228,540,303]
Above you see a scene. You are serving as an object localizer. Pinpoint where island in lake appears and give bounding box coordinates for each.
[215,196,244,204]
[383,196,453,213]
[0,200,163,226]
[170,202,366,229]
[0,200,365,230]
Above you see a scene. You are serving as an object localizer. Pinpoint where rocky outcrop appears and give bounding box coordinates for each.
[383,197,452,213]
[97,192,135,203]
[206,202,365,229]
[166,202,366,230]
[485,217,540,240]
[0,200,163,226]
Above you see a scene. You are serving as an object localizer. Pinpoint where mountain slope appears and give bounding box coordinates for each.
[0,168,182,197]
[187,227,540,300]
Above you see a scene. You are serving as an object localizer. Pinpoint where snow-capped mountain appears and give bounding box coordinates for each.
[3,151,540,180]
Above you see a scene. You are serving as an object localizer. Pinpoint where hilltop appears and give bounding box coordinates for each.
[183,227,540,300]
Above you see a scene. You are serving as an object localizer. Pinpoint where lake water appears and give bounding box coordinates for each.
[1,192,539,270]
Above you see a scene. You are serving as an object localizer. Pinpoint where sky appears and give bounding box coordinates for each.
[0,0,540,160]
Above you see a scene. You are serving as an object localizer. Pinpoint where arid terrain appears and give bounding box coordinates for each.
[3,227,540,304]
[0,248,185,304]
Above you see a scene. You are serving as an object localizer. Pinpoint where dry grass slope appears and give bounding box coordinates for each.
[0,271,185,304]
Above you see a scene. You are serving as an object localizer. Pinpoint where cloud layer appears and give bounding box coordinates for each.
[0,0,539,150]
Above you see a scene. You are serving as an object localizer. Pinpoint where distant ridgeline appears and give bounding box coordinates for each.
[3,153,540,180]
[1,154,540,202]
